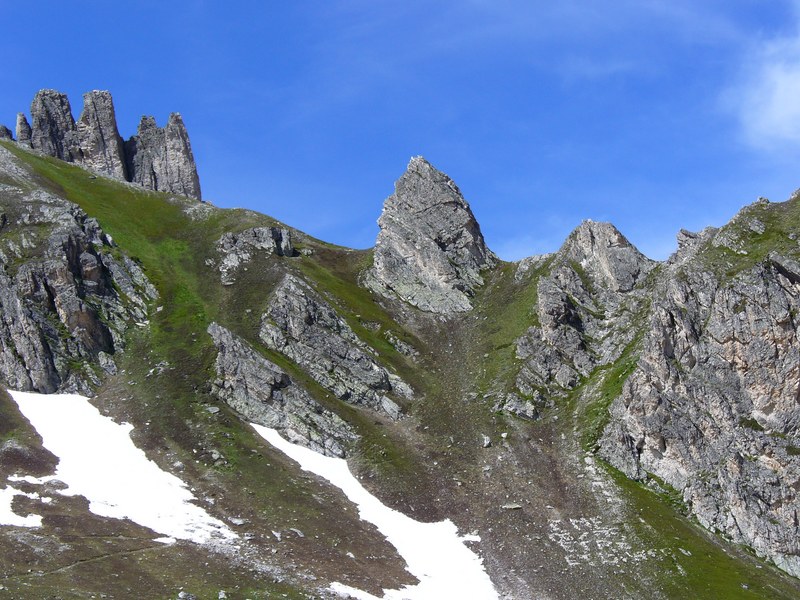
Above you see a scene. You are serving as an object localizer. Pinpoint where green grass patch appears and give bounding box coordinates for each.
[699,196,800,281]
[606,462,800,599]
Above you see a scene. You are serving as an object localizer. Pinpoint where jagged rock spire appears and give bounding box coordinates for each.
[29,89,78,160]
[11,89,201,199]
[560,220,653,292]
[0,125,12,140]
[125,113,201,200]
[76,90,127,180]
[364,156,496,313]
[15,113,31,146]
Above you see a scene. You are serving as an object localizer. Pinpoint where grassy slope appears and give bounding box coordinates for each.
[0,142,416,598]
[3,141,800,598]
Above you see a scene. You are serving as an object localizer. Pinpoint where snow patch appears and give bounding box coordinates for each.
[7,391,236,545]
[0,485,42,527]
[252,424,498,600]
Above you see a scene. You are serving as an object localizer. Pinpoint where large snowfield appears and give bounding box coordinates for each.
[253,424,499,600]
[4,390,235,544]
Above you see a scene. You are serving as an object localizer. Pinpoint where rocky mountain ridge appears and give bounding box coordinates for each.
[1,134,800,599]
[8,89,201,199]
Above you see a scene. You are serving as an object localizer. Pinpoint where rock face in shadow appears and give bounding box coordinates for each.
[0,126,12,140]
[0,145,157,393]
[363,156,496,313]
[15,113,31,147]
[11,89,201,199]
[260,274,412,419]
[29,90,79,161]
[125,113,201,200]
[208,322,357,458]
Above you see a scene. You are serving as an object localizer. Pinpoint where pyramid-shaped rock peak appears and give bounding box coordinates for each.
[560,220,654,292]
[8,89,201,199]
[365,156,496,313]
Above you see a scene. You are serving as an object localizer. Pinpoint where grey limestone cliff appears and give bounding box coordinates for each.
[364,156,496,313]
[0,126,12,141]
[260,274,412,419]
[208,322,357,457]
[125,113,201,200]
[0,145,157,393]
[75,90,128,180]
[597,201,800,577]
[29,89,79,161]
[515,220,655,408]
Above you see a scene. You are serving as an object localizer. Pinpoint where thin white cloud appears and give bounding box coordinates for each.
[729,2,800,150]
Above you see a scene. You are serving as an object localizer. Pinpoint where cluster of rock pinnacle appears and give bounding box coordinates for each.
[0,89,201,200]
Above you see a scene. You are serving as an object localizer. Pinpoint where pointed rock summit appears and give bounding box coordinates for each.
[365,156,496,313]
[29,89,78,160]
[15,113,31,146]
[560,220,654,292]
[75,90,128,180]
[10,89,201,199]
[125,113,201,200]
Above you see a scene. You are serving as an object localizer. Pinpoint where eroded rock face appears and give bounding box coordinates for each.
[515,221,655,408]
[0,146,157,393]
[260,274,412,419]
[216,227,294,285]
[208,323,357,457]
[125,113,202,199]
[0,125,12,140]
[29,89,79,161]
[598,209,800,578]
[364,156,496,313]
[75,90,127,180]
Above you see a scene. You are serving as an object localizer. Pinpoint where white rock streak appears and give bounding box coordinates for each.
[252,424,498,600]
[7,391,235,544]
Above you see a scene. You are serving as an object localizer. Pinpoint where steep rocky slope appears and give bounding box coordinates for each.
[599,201,800,577]
[1,135,800,599]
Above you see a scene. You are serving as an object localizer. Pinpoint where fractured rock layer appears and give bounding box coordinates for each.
[208,322,357,457]
[260,274,412,419]
[364,156,496,313]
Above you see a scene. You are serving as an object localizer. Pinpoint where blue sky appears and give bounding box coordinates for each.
[3,1,800,260]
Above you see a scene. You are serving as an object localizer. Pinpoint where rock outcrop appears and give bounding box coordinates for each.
[364,156,496,313]
[216,226,294,285]
[0,126,12,140]
[515,220,655,407]
[0,145,156,393]
[10,89,201,198]
[29,89,79,161]
[260,274,412,419]
[597,202,800,577]
[125,113,201,200]
[75,90,128,180]
[208,323,357,457]
[15,113,31,147]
